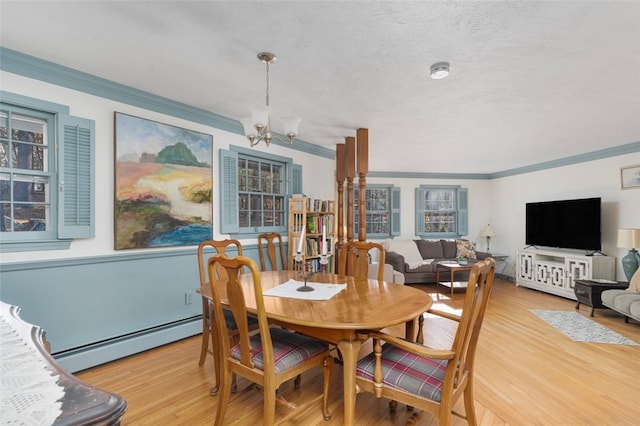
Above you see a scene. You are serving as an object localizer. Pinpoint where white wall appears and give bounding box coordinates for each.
[0,71,335,263]
[366,176,492,243]
[490,154,640,279]
[2,71,639,281]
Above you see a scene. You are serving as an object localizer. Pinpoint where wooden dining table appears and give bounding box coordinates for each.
[199,269,433,426]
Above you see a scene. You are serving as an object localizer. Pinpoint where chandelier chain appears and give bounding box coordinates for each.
[265,60,270,107]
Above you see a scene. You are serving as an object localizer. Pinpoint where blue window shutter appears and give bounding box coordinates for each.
[457,188,469,236]
[292,163,302,194]
[219,149,239,233]
[58,114,94,238]
[391,186,401,236]
[415,187,425,235]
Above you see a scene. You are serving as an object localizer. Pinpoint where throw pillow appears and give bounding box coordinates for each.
[455,239,477,260]
[626,268,640,293]
[385,239,424,270]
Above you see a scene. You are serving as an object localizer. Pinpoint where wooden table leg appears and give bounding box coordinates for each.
[450,269,455,297]
[337,339,362,426]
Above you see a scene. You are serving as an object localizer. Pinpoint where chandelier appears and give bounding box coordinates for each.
[240,52,301,147]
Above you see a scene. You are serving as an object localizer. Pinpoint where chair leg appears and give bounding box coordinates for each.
[322,356,333,421]
[463,381,478,426]
[263,384,277,426]
[198,298,209,366]
[209,319,221,395]
[214,364,231,426]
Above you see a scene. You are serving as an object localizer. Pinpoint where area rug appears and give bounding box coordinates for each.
[530,310,638,345]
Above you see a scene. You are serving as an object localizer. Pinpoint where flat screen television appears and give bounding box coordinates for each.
[525,197,602,251]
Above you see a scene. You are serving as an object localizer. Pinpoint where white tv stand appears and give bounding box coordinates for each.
[516,248,615,300]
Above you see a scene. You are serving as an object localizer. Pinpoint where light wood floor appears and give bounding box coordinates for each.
[76,278,640,425]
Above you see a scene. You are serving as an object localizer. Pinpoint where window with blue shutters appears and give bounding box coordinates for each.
[354,184,401,238]
[415,185,468,239]
[219,146,300,235]
[0,92,94,252]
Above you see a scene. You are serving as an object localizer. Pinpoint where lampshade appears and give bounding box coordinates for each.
[240,117,257,138]
[282,116,301,138]
[617,228,640,249]
[250,105,271,130]
[480,224,495,238]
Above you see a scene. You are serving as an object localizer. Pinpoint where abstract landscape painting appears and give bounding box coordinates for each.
[114,112,213,249]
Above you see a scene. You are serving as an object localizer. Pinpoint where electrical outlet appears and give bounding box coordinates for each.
[184,292,193,305]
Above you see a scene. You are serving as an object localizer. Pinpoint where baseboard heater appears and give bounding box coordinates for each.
[53,315,201,373]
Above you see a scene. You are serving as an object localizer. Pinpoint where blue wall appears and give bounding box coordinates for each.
[0,244,273,372]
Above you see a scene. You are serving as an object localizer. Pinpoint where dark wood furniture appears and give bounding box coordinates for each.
[1,301,127,425]
[436,260,478,297]
[574,279,629,317]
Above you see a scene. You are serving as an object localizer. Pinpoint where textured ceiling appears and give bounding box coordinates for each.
[1,1,639,173]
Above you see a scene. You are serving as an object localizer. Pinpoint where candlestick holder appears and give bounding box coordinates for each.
[294,252,315,292]
[318,253,329,273]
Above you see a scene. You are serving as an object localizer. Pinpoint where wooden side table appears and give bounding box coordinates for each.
[574,280,629,317]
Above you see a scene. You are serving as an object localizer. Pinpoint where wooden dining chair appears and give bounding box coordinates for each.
[354,258,496,426]
[257,232,286,271]
[197,239,258,394]
[207,254,334,425]
[338,240,386,281]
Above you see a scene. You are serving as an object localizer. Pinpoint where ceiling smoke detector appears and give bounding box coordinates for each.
[430,62,450,80]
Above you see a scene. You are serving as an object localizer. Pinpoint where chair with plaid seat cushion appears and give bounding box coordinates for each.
[197,239,259,395]
[208,254,333,425]
[355,258,496,426]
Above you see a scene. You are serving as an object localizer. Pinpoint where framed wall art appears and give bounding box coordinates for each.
[620,164,640,190]
[114,112,213,249]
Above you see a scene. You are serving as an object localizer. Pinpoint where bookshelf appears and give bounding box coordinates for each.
[288,197,336,271]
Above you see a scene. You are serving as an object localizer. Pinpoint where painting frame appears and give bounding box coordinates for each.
[114,112,213,249]
[620,164,640,190]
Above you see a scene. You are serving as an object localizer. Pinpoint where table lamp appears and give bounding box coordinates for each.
[480,224,495,253]
[617,228,640,281]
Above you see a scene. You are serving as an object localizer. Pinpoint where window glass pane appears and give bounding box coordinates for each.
[238,158,247,191]
[0,112,7,139]
[13,114,46,139]
[0,141,8,168]
[250,211,261,227]
[12,142,46,171]
[0,203,10,232]
[239,211,249,228]
[13,174,48,203]
[13,203,47,232]
[272,164,282,194]
[247,160,259,192]
[260,163,271,193]
[0,173,9,201]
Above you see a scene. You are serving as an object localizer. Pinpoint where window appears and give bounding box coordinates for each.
[354,185,401,237]
[220,147,301,235]
[415,185,468,238]
[0,92,95,252]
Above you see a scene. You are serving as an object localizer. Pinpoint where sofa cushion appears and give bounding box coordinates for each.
[629,301,640,320]
[455,239,477,260]
[384,239,424,269]
[441,240,458,259]
[626,268,640,293]
[602,289,626,306]
[605,291,640,313]
[415,239,444,259]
